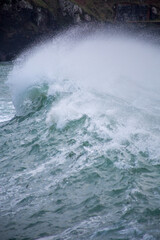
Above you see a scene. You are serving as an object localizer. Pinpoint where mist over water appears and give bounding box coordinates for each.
[1,26,160,240]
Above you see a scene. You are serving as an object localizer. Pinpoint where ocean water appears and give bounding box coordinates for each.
[0,26,160,240]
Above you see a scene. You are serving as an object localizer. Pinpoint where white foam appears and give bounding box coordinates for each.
[7,26,160,163]
[8,26,160,113]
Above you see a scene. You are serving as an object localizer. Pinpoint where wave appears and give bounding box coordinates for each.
[8,25,160,113]
[7,25,160,161]
[2,25,160,240]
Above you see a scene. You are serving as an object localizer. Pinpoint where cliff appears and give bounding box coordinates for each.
[70,0,160,22]
[0,0,92,61]
[1,0,160,61]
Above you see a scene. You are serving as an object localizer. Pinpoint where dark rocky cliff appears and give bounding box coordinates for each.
[71,0,160,22]
[1,0,160,61]
[0,0,92,61]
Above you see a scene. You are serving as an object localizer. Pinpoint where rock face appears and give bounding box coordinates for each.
[70,0,160,22]
[0,0,54,61]
[1,0,160,61]
[58,0,92,23]
[0,0,92,61]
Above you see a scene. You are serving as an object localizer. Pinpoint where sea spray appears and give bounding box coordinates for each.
[1,26,160,240]
[8,26,160,116]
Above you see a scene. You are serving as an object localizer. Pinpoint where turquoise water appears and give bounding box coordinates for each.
[0,27,160,240]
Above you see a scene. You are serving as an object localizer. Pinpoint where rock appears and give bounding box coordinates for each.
[74,13,81,23]
[19,0,33,10]
[0,0,95,61]
[84,14,91,22]
[71,0,160,22]
[59,0,74,17]
[0,0,56,61]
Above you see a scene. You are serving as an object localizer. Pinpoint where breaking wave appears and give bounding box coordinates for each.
[1,25,160,240]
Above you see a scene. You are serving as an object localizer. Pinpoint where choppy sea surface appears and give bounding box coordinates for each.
[0,27,160,240]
